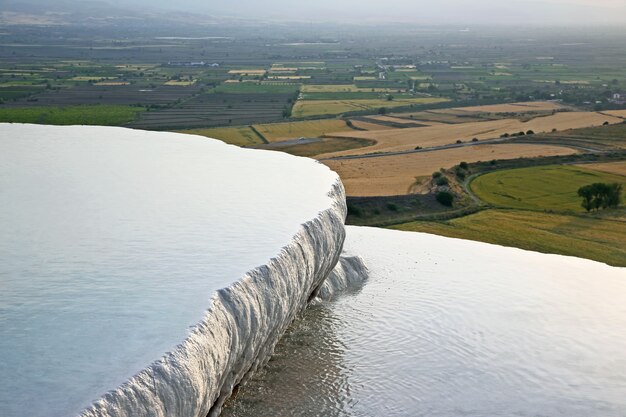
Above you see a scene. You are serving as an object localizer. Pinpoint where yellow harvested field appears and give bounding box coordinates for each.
[252,120,352,142]
[301,84,359,92]
[323,144,578,197]
[164,80,196,86]
[604,110,626,118]
[228,69,267,75]
[320,111,622,158]
[300,84,400,93]
[292,97,449,118]
[390,111,482,124]
[435,101,565,114]
[94,82,130,86]
[268,75,311,80]
[365,115,441,125]
[578,161,626,177]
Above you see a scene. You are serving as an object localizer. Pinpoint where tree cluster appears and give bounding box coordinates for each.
[577,183,622,212]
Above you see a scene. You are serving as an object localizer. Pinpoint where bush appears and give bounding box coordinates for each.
[435,176,449,186]
[436,191,454,207]
[603,121,610,126]
[459,161,469,170]
[500,133,510,138]
[432,171,442,179]
[526,130,534,135]
[472,138,478,142]
[456,139,463,144]
[455,168,467,180]
[347,203,363,217]
[386,202,399,212]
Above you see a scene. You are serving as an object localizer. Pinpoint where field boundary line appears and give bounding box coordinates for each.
[249,125,269,144]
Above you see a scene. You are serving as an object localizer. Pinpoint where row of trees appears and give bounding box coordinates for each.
[577,183,622,212]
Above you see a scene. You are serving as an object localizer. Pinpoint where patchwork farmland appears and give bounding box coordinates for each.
[128,93,294,130]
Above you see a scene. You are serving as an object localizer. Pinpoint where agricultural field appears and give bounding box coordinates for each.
[321,111,622,157]
[534,121,626,150]
[603,110,626,118]
[389,110,494,124]
[348,119,396,131]
[366,115,439,125]
[252,119,352,142]
[1,85,201,107]
[323,143,577,196]
[260,137,375,158]
[177,126,264,147]
[128,93,294,130]
[213,83,301,94]
[579,161,626,176]
[470,165,626,212]
[437,101,565,114]
[392,209,626,266]
[0,105,144,125]
[291,97,449,118]
[300,85,401,93]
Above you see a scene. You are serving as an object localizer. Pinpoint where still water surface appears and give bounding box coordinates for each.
[0,124,338,417]
[224,226,626,417]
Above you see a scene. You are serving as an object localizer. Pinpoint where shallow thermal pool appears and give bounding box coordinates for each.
[0,124,339,417]
[223,226,626,417]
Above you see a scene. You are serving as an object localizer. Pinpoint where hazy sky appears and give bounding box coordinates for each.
[29,0,626,25]
[137,0,626,25]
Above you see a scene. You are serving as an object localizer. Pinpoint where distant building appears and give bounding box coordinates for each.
[610,93,625,105]
[167,61,211,67]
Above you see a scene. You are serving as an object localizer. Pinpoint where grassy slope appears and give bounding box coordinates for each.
[0,105,144,125]
[392,209,626,266]
[392,164,626,266]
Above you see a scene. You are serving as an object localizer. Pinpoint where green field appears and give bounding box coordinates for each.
[392,209,626,266]
[0,105,144,125]
[178,126,264,146]
[470,165,626,213]
[392,163,626,266]
[213,83,300,94]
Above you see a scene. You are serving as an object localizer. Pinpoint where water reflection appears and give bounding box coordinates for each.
[223,303,352,417]
[223,227,626,417]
